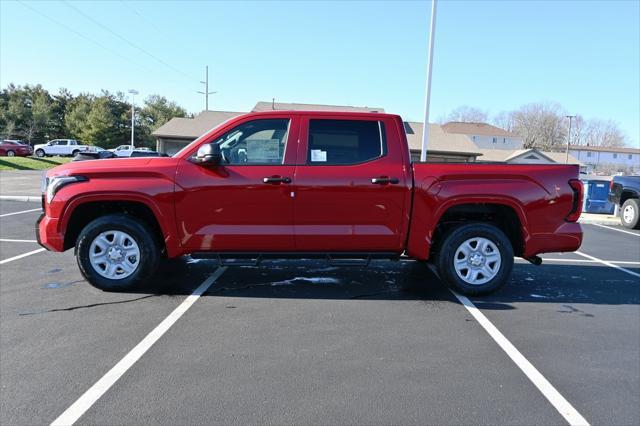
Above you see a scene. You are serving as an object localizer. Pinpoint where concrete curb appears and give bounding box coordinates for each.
[0,195,41,203]
[579,217,621,226]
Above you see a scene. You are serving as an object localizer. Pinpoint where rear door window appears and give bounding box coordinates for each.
[307,119,386,165]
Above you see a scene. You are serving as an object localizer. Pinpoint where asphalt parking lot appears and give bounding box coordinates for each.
[1,199,638,426]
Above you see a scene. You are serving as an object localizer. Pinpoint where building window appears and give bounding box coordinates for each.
[587,152,592,158]
[629,154,633,160]
[492,137,497,144]
[472,136,477,142]
[613,153,618,159]
[503,138,506,143]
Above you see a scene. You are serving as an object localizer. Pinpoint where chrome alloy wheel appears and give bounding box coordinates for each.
[89,230,141,280]
[453,237,502,285]
[623,204,636,224]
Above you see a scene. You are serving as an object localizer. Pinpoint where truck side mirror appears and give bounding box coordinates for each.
[195,143,222,165]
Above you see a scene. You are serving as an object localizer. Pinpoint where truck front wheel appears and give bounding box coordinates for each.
[436,223,514,295]
[35,149,45,157]
[75,214,160,291]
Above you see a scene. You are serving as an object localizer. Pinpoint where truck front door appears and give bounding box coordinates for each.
[175,116,299,251]
[293,116,411,252]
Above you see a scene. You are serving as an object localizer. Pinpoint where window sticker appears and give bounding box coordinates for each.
[311,149,327,162]
[246,139,280,162]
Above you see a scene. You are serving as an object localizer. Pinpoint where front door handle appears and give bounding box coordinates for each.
[263,176,291,184]
[371,176,399,185]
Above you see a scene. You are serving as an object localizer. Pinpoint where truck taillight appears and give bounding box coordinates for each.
[566,179,583,222]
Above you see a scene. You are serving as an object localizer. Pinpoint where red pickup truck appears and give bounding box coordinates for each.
[37,111,583,295]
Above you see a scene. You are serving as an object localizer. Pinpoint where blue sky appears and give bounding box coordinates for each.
[1,0,639,145]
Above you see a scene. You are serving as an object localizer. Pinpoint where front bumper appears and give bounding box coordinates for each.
[36,213,64,252]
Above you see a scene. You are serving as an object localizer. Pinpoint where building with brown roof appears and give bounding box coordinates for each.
[442,121,523,150]
[567,144,640,174]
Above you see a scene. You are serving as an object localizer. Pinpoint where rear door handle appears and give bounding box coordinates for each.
[263,176,291,184]
[371,176,399,185]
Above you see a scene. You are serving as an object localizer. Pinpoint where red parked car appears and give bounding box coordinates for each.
[37,111,583,294]
[0,140,33,157]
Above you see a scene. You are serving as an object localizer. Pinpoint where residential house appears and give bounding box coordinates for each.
[442,122,523,150]
[567,145,640,174]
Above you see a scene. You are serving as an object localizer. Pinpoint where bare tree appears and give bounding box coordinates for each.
[439,106,488,123]
[507,102,567,150]
[578,119,626,147]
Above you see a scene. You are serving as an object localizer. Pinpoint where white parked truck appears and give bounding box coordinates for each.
[34,139,90,157]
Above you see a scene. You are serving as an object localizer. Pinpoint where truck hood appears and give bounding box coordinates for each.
[46,157,158,178]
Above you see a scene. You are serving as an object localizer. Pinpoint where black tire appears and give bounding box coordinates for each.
[620,198,640,229]
[436,223,514,295]
[75,214,160,291]
[35,149,45,158]
[7,150,15,157]
[71,149,79,157]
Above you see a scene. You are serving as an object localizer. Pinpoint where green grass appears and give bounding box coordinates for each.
[0,156,72,171]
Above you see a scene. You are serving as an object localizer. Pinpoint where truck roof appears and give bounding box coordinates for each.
[237,110,402,120]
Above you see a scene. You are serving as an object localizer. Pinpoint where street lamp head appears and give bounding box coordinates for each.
[128,89,139,95]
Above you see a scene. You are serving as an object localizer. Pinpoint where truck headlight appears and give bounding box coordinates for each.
[45,175,87,203]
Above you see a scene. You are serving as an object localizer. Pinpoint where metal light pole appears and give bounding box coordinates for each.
[565,115,575,164]
[420,0,438,162]
[198,65,217,111]
[128,89,139,148]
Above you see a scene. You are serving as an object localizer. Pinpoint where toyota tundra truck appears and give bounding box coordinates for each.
[37,111,583,295]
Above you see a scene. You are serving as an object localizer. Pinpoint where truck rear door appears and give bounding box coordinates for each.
[293,115,411,252]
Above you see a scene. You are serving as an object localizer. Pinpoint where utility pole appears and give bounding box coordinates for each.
[420,0,438,162]
[128,89,139,148]
[197,65,216,111]
[565,115,575,164]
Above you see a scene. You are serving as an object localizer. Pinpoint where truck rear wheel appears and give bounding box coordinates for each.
[436,223,513,295]
[620,199,640,229]
[75,214,160,291]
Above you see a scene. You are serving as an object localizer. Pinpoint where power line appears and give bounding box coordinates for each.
[62,0,197,83]
[17,0,151,75]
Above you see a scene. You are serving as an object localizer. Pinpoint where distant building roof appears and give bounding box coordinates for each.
[252,101,384,113]
[568,145,640,154]
[442,122,519,138]
[477,148,583,165]
[404,121,481,157]
[152,110,243,139]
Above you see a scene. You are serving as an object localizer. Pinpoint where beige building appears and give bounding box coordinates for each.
[476,148,583,169]
[442,122,523,150]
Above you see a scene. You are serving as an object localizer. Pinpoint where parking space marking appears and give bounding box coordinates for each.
[0,248,46,265]
[0,208,41,218]
[537,258,640,266]
[589,223,640,237]
[50,267,227,426]
[0,238,38,243]
[575,251,640,279]
[451,291,589,426]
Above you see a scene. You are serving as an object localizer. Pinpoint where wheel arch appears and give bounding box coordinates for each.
[61,196,175,256]
[430,199,526,259]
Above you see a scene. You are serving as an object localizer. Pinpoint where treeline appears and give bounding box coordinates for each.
[0,84,188,149]
[439,103,628,150]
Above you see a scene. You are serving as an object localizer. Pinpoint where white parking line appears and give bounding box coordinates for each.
[575,251,640,279]
[451,291,589,426]
[50,267,227,426]
[537,258,640,266]
[589,223,640,237]
[0,208,41,218]
[0,238,38,243]
[0,248,46,265]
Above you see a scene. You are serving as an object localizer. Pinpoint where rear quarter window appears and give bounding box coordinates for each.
[307,119,386,165]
